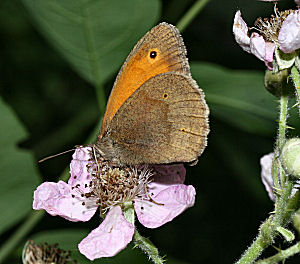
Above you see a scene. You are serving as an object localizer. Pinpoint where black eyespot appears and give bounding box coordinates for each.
[150,51,157,59]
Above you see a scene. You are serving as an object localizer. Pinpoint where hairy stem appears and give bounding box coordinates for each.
[235,181,294,264]
[291,66,300,116]
[277,95,289,186]
[235,95,292,264]
[133,230,165,264]
[255,242,300,264]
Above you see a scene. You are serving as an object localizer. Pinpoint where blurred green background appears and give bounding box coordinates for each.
[0,0,299,263]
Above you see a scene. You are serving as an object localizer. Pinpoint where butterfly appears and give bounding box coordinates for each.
[93,22,209,166]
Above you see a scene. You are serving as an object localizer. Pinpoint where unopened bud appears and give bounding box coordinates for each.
[264,69,294,97]
[281,138,300,178]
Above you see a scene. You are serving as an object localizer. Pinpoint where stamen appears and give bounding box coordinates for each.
[82,149,154,212]
[92,146,100,174]
[253,8,294,42]
[144,184,164,206]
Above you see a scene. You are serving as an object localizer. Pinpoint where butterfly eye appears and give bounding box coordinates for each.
[149,51,157,59]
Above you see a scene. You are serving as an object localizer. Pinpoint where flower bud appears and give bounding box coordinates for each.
[264,69,294,97]
[281,138,300,177]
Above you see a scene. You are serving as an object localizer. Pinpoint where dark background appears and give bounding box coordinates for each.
[0,0,299,263]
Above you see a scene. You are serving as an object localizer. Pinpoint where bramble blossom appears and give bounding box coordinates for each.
[33,147,196,260]
[233,8,300,70]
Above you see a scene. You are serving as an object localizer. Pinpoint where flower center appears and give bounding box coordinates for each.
[84,149,153,213]
[253,8,294,42]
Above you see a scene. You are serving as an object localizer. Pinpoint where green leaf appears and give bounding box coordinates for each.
[21,0,161,86]
[191,62,277,135]
[0,98,40,235]
[276,226,295,242]
[30,229,147,263]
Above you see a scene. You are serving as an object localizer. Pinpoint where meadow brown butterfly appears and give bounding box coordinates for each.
[94,22,209,166]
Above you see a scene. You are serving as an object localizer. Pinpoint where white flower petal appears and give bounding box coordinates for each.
[260,153,276,201]
[135,184,195,228]
[250,32,266,61]
[233,10,251,53]
[33,181,97,222]
[279,10,300,53]
[78,206,134,260]
[264,42,275,70]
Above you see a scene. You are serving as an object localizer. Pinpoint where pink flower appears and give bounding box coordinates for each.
[233,9,300,70]
[33,147,196,260]
[233,10,276,70]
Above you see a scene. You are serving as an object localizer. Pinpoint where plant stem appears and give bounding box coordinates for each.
[255,242,300,264]
[123,202,135,225]
[235,181,294,264]
[0,211,44,263]
[176,0,210,32]
[133,230,165,264]
[273,181,293,226]
[235,234,267,264]
[271,96,288,191]
[276,95,289,186]
[235,95,292,264]
[283,190,300,224]
[277,96,288,151]
[291,66,300,116]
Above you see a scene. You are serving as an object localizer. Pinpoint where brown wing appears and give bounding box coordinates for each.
[99,22,190,137]
[97,72,209,165]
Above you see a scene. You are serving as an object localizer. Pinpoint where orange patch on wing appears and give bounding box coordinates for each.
[100,46,173,137]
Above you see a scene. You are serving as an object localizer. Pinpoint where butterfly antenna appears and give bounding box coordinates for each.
[92,145,100,171]
[38,148,76,163]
